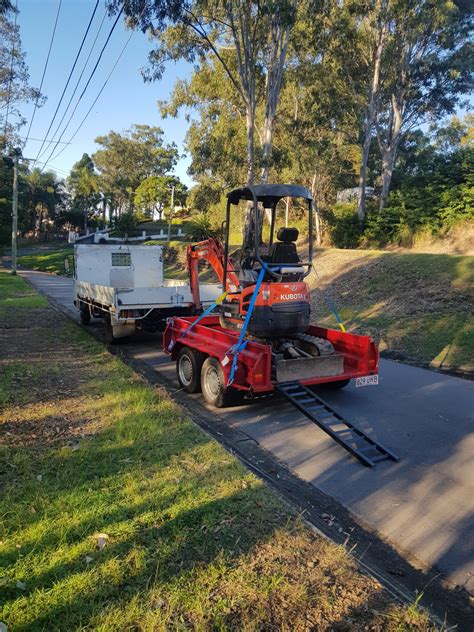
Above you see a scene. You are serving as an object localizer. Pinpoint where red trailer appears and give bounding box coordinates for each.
[164,315,378,397]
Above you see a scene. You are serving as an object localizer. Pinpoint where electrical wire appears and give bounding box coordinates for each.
[45,26,135,166]
[32,0,100,164]
[36,4,107,163]
[39,5,124,172]
[2,0,19,148]
[18,135,71,145]
[47,24,136,164]
[23,0,62,149]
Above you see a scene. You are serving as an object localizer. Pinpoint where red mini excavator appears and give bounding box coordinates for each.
[164,185,397,467]
[186,185,334,367]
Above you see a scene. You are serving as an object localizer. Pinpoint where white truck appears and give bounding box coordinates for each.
[74,243,220,343]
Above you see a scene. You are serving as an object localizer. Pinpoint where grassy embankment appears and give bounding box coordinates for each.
[0,270,432,630]
[17,248,72,276]
[310,249,474,373]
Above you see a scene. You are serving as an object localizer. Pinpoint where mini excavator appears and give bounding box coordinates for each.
[164,185,397,466]
[186,184,334,363]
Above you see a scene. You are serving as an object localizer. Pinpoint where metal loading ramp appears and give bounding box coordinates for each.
[276,381,400,467]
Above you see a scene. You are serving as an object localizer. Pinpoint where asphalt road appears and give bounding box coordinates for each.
[20,270,474,595]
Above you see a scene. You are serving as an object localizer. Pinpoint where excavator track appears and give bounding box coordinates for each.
[294,332,335,356]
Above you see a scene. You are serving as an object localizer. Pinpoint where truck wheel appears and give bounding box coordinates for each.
[79,302,91,326]
[176,347,205,393]
[201,357,234,408]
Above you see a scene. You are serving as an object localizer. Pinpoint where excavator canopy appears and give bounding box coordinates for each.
[227,184,312,206]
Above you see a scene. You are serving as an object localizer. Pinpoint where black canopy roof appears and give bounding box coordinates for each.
[227,184,312,205]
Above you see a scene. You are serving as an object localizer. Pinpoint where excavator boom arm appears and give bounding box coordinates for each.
[186,238,240,309]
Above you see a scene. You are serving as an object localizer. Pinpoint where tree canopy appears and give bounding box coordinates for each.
[0,1,42,148]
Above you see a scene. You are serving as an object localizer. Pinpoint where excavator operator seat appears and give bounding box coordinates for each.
[269,227,300,265]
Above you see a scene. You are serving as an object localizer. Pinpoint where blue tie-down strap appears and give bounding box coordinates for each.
[224,264,269,386]
[167,291,228,352]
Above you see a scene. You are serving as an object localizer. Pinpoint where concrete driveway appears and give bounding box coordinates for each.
[19,270,474,595]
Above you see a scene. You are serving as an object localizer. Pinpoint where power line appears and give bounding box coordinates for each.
[36,5,108,162]
[24,158,70,176]
[2,0,19,148]
[39,5,124,172]
[45,16,138,169]
[33,0,100,164]
[23,0,62,149]
[18,135,72,145]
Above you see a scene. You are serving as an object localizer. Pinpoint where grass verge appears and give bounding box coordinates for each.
[17,249,71,276]
[0,270,434,630]
[310,249,474,373]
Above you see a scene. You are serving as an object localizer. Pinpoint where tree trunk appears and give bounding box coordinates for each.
[245,105,255,185]
[379,140,399,209]
[311,173,322,247]
[260,14,291,184]
[261,114,272,184]
[357,7,386,224]
[378,94,403,209]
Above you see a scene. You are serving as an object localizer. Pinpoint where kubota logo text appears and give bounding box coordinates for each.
[278,293,307,301]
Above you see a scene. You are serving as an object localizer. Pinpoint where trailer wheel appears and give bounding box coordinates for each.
[176,347,205,393]
[201,357,234,408]
[79,302,91,326]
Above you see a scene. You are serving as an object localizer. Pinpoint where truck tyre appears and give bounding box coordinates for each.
[79,302,91,326]
[176,347,205,393]
[201,357,234,408]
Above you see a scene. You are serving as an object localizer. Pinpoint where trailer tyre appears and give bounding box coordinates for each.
[176,347,205,393]
[79,302,91,326]
[201,357,234,408]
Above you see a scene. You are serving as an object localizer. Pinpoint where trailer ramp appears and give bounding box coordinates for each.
[276,381,399,467]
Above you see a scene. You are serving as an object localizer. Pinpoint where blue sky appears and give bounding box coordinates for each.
[17,0,194,185]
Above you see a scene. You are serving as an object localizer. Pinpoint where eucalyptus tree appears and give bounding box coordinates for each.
[108,0,297,185]
[375,0,473,209]
[92,124,178,216]
[23,167,63,233]
[0,1,43,148]
[68,154,99,230]
[134,175,187,220]
[161,57,249,189]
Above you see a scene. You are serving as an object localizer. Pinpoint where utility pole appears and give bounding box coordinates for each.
[11,148,21,276]
[167,185,175,243]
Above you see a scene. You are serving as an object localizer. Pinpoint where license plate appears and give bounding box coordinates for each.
[355,375,379,387]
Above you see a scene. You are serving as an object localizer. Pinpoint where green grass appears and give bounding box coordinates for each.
[0,274,431,631]
[0,272,47,311]
[311,249,474,372]
[17,249,72,276]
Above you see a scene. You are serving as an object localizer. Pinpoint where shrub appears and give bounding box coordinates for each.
[187,213,219,241]
[363,206,404,247]
[324,203,361,248]
[114,212,138,236]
